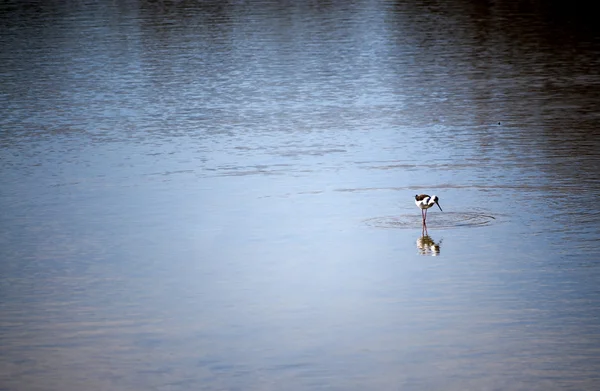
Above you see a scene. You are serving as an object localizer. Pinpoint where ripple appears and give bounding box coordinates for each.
[364,212,498,229]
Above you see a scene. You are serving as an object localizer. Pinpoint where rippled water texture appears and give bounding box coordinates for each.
[1,1,600,390]
[364,211,499,229]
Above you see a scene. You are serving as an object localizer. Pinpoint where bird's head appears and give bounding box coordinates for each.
[432,195,443,211]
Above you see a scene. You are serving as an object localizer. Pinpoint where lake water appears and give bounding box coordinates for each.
[1,1,600,390]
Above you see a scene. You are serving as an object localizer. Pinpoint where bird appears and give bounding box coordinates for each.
[415,194,442,227]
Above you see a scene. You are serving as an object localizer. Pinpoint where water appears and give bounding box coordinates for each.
[1,1,600,390]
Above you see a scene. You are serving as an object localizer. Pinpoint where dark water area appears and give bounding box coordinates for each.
[1,1,600,390]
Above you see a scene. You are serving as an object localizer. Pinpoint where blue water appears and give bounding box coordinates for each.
[1,1,600,390]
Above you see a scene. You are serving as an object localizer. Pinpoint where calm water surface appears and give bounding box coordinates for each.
[1,1,600,390]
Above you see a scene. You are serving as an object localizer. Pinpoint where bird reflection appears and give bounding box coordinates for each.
[416,235,442,256]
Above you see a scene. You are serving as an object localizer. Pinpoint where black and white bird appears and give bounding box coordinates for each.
[415,194,442,226]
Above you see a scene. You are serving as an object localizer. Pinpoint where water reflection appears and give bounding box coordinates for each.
[416,235,442,256]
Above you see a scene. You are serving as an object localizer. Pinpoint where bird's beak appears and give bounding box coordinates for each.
[436,201,443,211]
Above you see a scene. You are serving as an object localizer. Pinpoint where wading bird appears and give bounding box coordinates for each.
[415,194,442,228]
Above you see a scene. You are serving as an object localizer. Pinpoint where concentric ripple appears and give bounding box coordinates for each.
[364,212,498,229]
